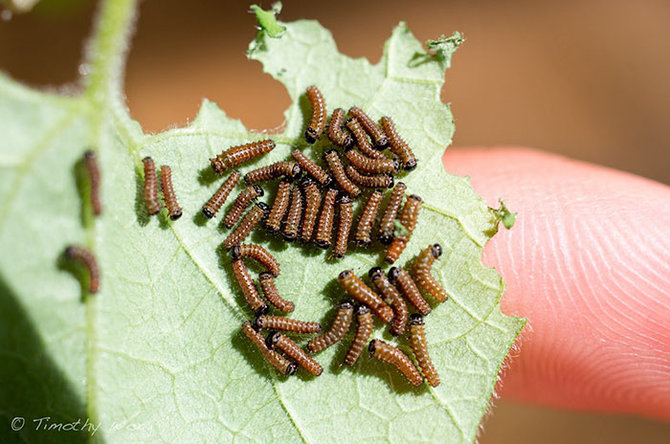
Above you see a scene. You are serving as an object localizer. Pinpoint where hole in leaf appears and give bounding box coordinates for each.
[124,0,290,133]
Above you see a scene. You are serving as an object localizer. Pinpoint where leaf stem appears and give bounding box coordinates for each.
[81,0,137,438]
[84,0,137,103]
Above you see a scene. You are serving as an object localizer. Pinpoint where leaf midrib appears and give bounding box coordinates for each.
[78,0,138,437]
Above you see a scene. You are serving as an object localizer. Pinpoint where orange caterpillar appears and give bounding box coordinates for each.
[408,314,440,387]
[369,267,408,336]
[349,106,388,148]
[307,301,354,354]
[368,339,423,386]
[385,194,422,264]
[344,305,373,366]
[300,178,322,242]
[266,179,291,234]
[223,202,268,249]
[345,166,393,189]
[160,165,182,220]
[210,139,275,174]
[267,332,323,376]
[231,259,268,315]
[378,182,406,244]
[344,146,398,174]
[202,170,241,218]
[332,194,353,259]
[231,243,280,277]
[244,161,301,184]
[380,116,416,170]
[259,272,295,313]
[346,117,384,159]
[337,270,393,323]
[223,185,264,229]
[327,108,353,148]
[292,149,331,186]
[142,157,161,216]
[354,190,384,247]
[305,86,327,143]
[83,150,102,216]
[255,315,321,334]
[282,183,303,241]
[314,188,339,249]
[412,244,448,303]
[388,267,431,316]
[64,245,100,294]
[241,322,296,376]
[324,150,361,198]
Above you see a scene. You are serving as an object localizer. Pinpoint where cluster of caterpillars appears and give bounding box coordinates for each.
[63,85,448,388]
[233,243,446,386]
[204,86,419,262]
[334,249,446,387]
[197,85,446,386]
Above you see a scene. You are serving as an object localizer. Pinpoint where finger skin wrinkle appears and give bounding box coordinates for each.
[444,147,670,420]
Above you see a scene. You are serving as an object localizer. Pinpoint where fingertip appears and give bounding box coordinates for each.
[444,147,670,420]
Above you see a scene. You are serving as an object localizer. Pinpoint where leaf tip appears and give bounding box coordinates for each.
[395,20,410,32]
[249,2,286,38]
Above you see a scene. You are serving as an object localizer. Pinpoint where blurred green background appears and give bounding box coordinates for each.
[1,0,669,442]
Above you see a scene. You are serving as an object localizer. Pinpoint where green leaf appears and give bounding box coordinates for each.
[0,1,525,443]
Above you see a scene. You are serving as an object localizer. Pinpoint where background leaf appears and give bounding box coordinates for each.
[0,1,524,442]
